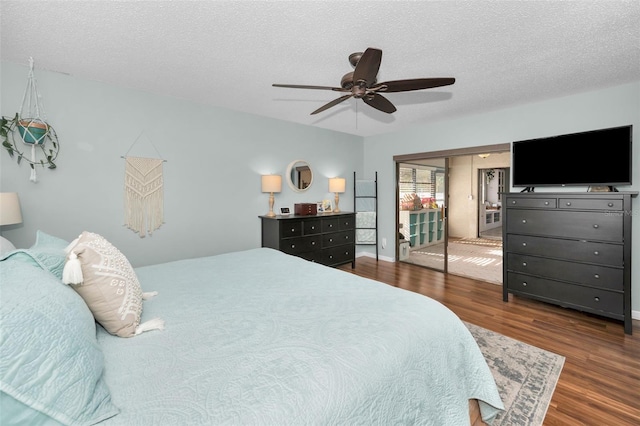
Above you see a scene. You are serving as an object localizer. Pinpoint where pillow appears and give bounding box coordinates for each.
[63,231,164,338]
[0,230,68,280]
[0,257,119,425]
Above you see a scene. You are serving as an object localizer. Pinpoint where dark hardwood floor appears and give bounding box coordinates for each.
[339,257,640,426]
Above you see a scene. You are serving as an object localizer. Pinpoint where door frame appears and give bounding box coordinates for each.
[394,143,510,268]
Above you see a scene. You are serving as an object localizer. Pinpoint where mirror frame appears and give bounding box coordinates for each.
[286,160,313,192]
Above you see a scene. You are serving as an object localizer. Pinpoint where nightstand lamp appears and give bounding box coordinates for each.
[0,192,23,255]
[261,175,282,217]
[329,177,346,213]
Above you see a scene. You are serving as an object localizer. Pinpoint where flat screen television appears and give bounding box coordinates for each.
[511,125,632,188]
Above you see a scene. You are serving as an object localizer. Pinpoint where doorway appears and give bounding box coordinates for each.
[394,145,510,283]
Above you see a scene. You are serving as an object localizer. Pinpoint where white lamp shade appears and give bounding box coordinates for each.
[329,177,346,193]
[261,175,282,193]
[0,193,23,226]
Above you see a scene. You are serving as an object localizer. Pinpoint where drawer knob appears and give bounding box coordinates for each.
[544,201,549,205]
[329,255,333,259]
[594,251,599,256]
[522,262,527,267]
[522,219,527,224]
[291,244,295,249]
[522,282,527,287]
[311,241,315,245]
[594,297,600,302]
[594,274,600,279]
[511,200,516,205]
[329,224,333,228]
[329,238,333,242]
[522,242,527,247]
[311,226,315,230]
[608,202,613,207]
[291,228,295,232]
[566,202,572,206]
[345,236,349,240]
[593,224,599,229]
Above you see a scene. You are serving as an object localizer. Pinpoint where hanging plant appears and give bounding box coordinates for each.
[2,57,60,182]
[1,113,59,170]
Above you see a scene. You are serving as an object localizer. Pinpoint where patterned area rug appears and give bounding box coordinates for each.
[465,322,565,426]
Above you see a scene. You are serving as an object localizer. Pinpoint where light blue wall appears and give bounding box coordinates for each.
[363,80,640,312]
[0,62,364,266]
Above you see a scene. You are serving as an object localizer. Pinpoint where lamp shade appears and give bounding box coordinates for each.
[329,177,346,193]
[0,193,23,226]
[261,175,282,193]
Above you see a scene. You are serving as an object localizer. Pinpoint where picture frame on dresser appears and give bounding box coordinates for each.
[502,191,638,335]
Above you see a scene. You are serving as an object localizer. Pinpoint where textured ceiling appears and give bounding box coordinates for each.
[1,1,639,137]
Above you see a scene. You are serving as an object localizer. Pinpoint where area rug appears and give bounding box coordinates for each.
[465,322,565,426]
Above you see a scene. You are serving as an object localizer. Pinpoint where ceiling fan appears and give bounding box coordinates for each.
[273,47,455,115]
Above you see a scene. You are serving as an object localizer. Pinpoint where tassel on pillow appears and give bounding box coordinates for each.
[62,251,84,285]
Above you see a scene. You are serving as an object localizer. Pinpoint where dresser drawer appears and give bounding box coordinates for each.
[507,253,623,291]
[280,221,303,238]
[280,236,322,255]
[507,272,623,316]
[338,215,355,230]
[507,209,623,242]
[303,219,321,235]
[322,245,355,266]
[322,230,355,248]
[322,218,340,233]
[506,197,557,209]
[506,234,623,266]
[558,198,623,211]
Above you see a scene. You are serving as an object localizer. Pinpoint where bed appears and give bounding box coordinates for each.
[0,231,503,425]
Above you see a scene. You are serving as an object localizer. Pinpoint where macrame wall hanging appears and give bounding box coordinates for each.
[122,133,166,238]
[1,57,60,182]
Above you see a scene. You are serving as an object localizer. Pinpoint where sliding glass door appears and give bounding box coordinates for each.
[397,159,449,273]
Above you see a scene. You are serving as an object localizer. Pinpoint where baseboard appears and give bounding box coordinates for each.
[356,251,395,263]
[633,310,640,321]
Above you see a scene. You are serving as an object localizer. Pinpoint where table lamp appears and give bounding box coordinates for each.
[262,175,282,217]
[329,177,346,213]
[0,192,23,254]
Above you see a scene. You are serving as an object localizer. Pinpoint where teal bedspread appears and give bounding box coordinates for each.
[98,248,503,425]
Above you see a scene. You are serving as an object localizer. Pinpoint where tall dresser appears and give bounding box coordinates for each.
[261,212,356,268]
[502,192,637,334]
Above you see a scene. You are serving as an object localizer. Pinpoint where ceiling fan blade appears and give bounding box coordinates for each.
[352,48,382,86]
[311,94,353,115]
[375,78,456,93]
[273,83,344,91]
[363,94,397,114]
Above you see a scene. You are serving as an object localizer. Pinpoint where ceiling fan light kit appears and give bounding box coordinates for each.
[273,48,455,115]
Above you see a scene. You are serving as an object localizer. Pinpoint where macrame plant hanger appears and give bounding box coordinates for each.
[19,57,50,183]
[121,132,167,238]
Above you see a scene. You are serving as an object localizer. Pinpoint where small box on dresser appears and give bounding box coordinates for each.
[261,211,355,268]
[502,191,637,334]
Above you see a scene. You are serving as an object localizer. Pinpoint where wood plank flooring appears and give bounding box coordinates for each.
[338,257,640,426]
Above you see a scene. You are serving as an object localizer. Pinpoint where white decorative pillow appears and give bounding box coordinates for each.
[63,231,163,337]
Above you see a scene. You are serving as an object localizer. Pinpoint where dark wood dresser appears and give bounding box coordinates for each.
[503,192,637,334]
[260,212,356,268]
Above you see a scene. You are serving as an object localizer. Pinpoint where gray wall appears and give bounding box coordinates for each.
[0,62,364,266]
[363,80,640,313]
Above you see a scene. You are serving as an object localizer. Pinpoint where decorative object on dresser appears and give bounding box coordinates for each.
[329,177,346,213]
[294,203,317,216]
[261,174,282,218]
[502,192,637,334]
[0,192,23,255]
[261,211,355,268]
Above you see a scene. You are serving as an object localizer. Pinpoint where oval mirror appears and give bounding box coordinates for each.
[286,160,313,192]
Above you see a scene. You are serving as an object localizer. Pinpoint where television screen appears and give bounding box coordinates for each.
[512,125,632,188]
